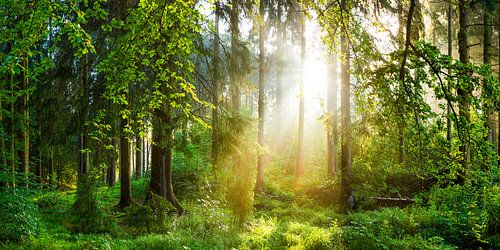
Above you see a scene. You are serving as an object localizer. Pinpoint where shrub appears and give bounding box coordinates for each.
[0,190,40,243]
[71,175,115,234]
[124,192,173,235]
[283,221,343,250]
[35,192,69,211]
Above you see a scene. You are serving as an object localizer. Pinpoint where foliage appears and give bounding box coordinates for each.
[70,174,116,234]
[124,193,173,235]
[0,190,40,243]
[35,192,70,212]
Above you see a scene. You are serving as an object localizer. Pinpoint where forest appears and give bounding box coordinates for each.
[0,0,499,249]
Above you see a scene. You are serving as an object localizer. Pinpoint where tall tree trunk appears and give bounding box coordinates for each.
[22,57,29,188]
[483,0,495,151]
[107,160,116,187]
[274,0,284,151]
[163,110,183,214]
[327,52,338,179]
[457,0,470,176]
[135,135,143,178]
[118,118,132,208]
[230,0,241,112]
[447,0,452,145]
[212,0,221,168]
[148,118,163,197]
[78,54,89,177]
[256,0,266,191]
[48,149,53,189]
[340,0,352,212]
[295,5,305,177]
[10,73,15,189]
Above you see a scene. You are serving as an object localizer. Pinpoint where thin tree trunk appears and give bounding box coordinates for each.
[340,0,352,212]
[457,0,470,176]
[230,0,241,112]
[148,117,163,197]
[10,73,15,189]
[295,5,305,177]
[212,0,221,168]
[256,0,266,191]
[483,0,495,154]
[447,0,452,145]
[135,135,143,178]
[275,0,284,152]
[118,118,132,208]
[327,52,338,179]
[22,57,29,188]
[163,111,183,214]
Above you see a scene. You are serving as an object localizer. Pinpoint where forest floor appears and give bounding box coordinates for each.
[0,162,480,249]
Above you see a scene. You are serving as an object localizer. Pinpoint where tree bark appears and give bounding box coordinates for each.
[230,0,241,112]
[327,52,338,179]
[340,0,352,212]
[256,0,266,191]
[457,0,470,175]
[212,0,221,168]
[118,118,132,208]
[295,5,305,177]
[22,56,29,188]
[135,135,143,178]
[148,118,163,197]
[78,54,89,177]
[483,0,495,151]
[447,0,452,145]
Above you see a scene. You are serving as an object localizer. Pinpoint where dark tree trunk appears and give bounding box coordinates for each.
[107,159,116,187]
[230,0,241,112]
[447,0,452,145]
[457,0,470,177]
[163,128,183,214]
[212,0,221,169]
[483,0,495,153]
[77,54,89,178]
[21,57,29,188]
[118,118,132,208]
[135,135,143,178]
[148,118,163,197]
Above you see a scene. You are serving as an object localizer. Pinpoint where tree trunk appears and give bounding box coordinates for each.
[483,0,495,153]
[446,0,452,145]
[22,57,29,188]
[327,52,338,179]
[118,118,132,208]
[295,5,305,177]
[148,118,163,197]
[135,135,143,178]
[10,73,15,189]
[457,0,470,176]
[340,0,352,212]
[78,54,89,177]
[230,0,241,112]
[163,125,183,214]
[274,0,284,152]
[107,160,116,187]
[212,0,221,168]
[256,0,266,191]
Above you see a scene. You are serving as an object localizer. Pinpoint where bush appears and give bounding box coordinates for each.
[35,192,69,211]
[283,221,343,250]
[124,192,174,235]
[0,190,40,243]
[71,175,115,234]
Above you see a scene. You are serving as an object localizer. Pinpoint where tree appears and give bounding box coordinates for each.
[212,0,222,168]
[327,52,338,179]
[256,0,266,191]
[340,0,352,212]
[295,3,305,177]
[457,0,470,173]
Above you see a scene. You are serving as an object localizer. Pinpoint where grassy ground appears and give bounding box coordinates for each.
[0,172,462,250]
